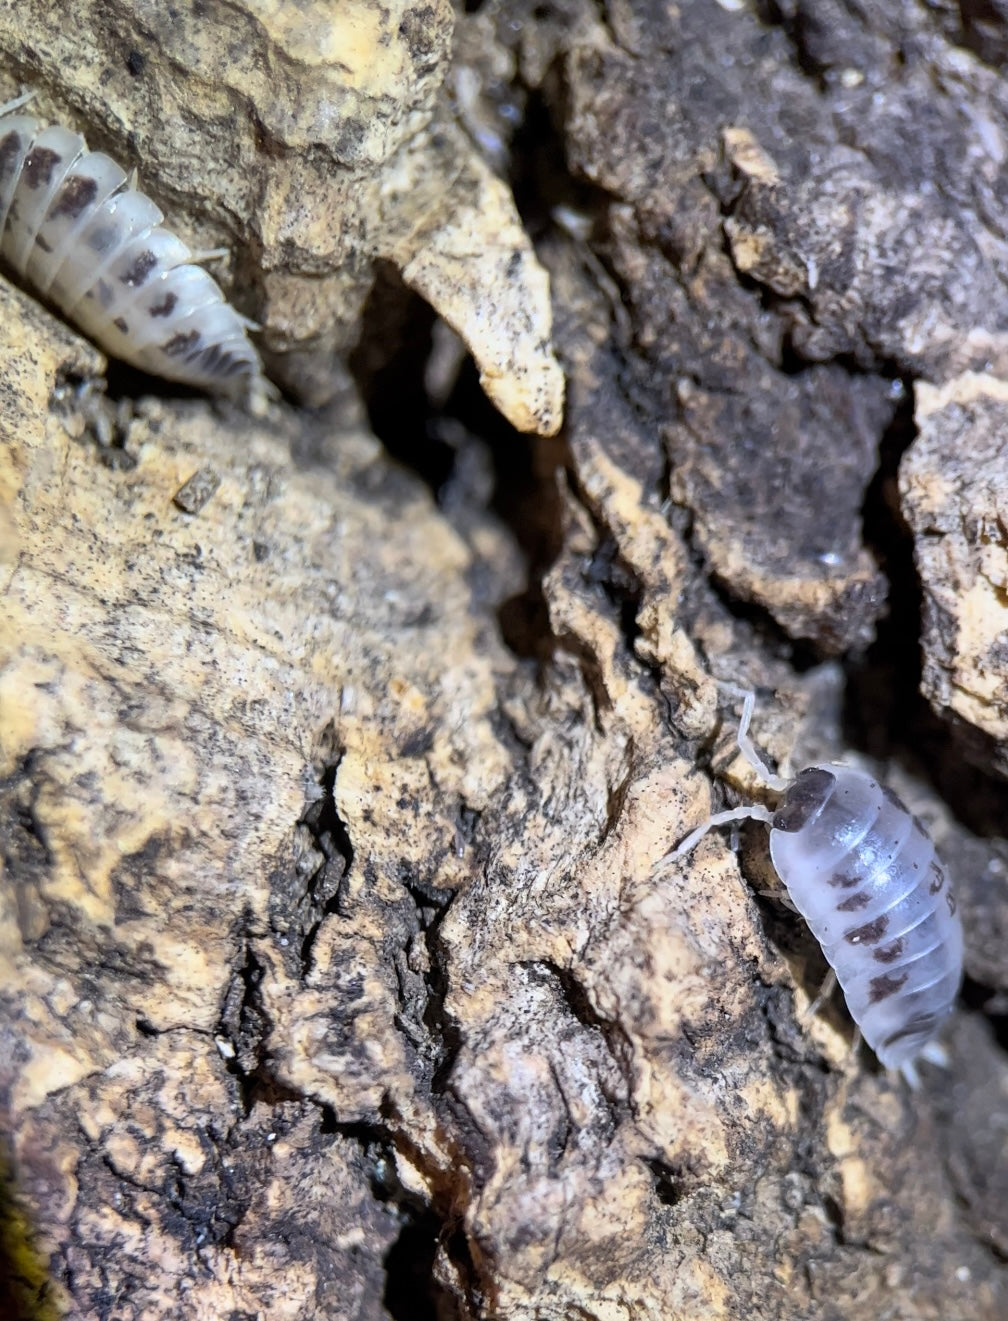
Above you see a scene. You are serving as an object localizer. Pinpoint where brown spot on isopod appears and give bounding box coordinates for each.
[872,938,906,964]
[22,146,61,189]
[868,971,909,1003]
[119,249,157,286]
[928,861,945,894]
[148,292,178,317]
[0,130,23,183]
[50,173,98,219]
[113,317,128,333]
[845,914,889,945]
[162,329,201,357]
[829,867,863,890]
[836,889,870,910]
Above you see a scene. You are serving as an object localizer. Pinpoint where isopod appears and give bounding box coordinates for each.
[0,93,266,402]
[666,688,964,1083]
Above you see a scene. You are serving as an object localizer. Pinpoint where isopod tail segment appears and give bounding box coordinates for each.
[660,684,963,1089]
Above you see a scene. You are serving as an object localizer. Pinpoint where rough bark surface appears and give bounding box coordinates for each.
[2,2,1007,1320]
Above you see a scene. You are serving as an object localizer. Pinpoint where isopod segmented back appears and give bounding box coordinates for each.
[666,688,965,1080]
[0,97,265,402]
[770,766,963,1071]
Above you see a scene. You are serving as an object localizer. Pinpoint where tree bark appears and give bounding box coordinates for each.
[2,2,1006,1318]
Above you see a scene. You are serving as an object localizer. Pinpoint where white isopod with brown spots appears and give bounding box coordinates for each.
[667,688,964,1083]
[0,93,265,401]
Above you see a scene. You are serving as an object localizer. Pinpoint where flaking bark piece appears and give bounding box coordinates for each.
[548,30,899,651]
[724,154,1008,379]
[670,368,893,653]
[901,374,1008,774]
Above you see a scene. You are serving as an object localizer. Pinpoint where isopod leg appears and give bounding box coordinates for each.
[918,1039,949,1069]
[755,885,798,912]
[849,1024,863,1063]
[801,966,837,1021]
[899,1059,921,1090]
[718,682,789,792]
[188,247,229,264]
[897,1039,948,1089]
[656,803,774,873]
[0,91,36,118]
